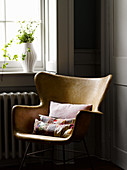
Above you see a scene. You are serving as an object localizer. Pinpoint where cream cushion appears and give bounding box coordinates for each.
[49,101,92,119]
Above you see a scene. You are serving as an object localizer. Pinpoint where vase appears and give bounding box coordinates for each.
[20,43,37,72]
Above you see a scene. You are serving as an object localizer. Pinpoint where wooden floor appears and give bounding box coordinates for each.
[0,157,123,170]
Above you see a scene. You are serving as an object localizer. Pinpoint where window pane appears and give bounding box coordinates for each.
[0,0,4,20]
[5,23,20,59]
[0,0,43,68]
[6,22,18,41]
[0,23,5,61]
[6,0,40,21]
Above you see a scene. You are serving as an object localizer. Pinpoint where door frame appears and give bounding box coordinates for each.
[101,0,113,159]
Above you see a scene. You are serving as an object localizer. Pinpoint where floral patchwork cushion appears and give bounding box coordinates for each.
[33,115,75,138]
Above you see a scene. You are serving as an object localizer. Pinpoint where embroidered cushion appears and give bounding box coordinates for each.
[33,115,75,138]
[49,101,92,119]
[39,114,75,124]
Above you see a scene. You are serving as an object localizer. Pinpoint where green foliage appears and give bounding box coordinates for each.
[17,21,39,44]
[1,20,39,69]
[27,47,31,52]
[2,63,8,69]
[22,54,26,60]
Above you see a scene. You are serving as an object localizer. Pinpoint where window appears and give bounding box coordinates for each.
[0,0,74,75]
[0,0,44,72]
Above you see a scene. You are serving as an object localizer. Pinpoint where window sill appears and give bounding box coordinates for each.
[0,71,36,75]
[0,70,56,88]
[0,71,36,88]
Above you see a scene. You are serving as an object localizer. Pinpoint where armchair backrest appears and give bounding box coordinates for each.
[34,72,112,113]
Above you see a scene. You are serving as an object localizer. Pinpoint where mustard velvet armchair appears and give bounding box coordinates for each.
[12,72,112,170]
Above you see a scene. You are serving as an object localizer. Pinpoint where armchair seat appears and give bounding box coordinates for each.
[14,132,71,143]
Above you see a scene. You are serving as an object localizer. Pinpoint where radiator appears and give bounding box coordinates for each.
[0,92,40,161]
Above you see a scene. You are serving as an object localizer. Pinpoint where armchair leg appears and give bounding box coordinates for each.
[51,145,54,163]
[62,145,65,165]
[19,142,30,170]
[83,138,94,170]
[51,144,55,170]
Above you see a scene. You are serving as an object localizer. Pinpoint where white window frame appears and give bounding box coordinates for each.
[45,0,74,75]
[45,0,57,73]
[0,0,45,72]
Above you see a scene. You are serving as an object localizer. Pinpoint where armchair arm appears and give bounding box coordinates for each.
[71,110,103,140]
[12,104,49,134]
[80,110,103,115]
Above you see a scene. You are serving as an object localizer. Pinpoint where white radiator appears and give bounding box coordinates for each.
[0,92,40,160]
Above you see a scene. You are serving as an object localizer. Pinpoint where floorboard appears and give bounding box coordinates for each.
[0,157,123,170]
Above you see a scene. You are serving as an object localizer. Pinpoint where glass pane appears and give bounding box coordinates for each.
[6,0,40,21]
[6,23,18,41]
[6,23,20,58]
[0,23,5,61]
[6,22,41,61]
[0,0,5,20]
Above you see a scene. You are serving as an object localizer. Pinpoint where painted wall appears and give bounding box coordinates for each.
[74,0,101,77]
[74,0,96,49]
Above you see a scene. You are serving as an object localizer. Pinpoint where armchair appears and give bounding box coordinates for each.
[12,72,112,169]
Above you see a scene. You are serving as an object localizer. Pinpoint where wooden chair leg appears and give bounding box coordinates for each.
[19,142,30,170]
[83,138,94,170]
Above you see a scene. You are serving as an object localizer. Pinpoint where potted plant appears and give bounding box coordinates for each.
[2,20,40,72]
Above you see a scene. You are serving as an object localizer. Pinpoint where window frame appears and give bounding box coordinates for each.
[0,0,45,72]
[0,0,74,76]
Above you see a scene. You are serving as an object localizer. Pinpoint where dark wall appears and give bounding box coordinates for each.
[74,0,101,77]
[74,0,96,49]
